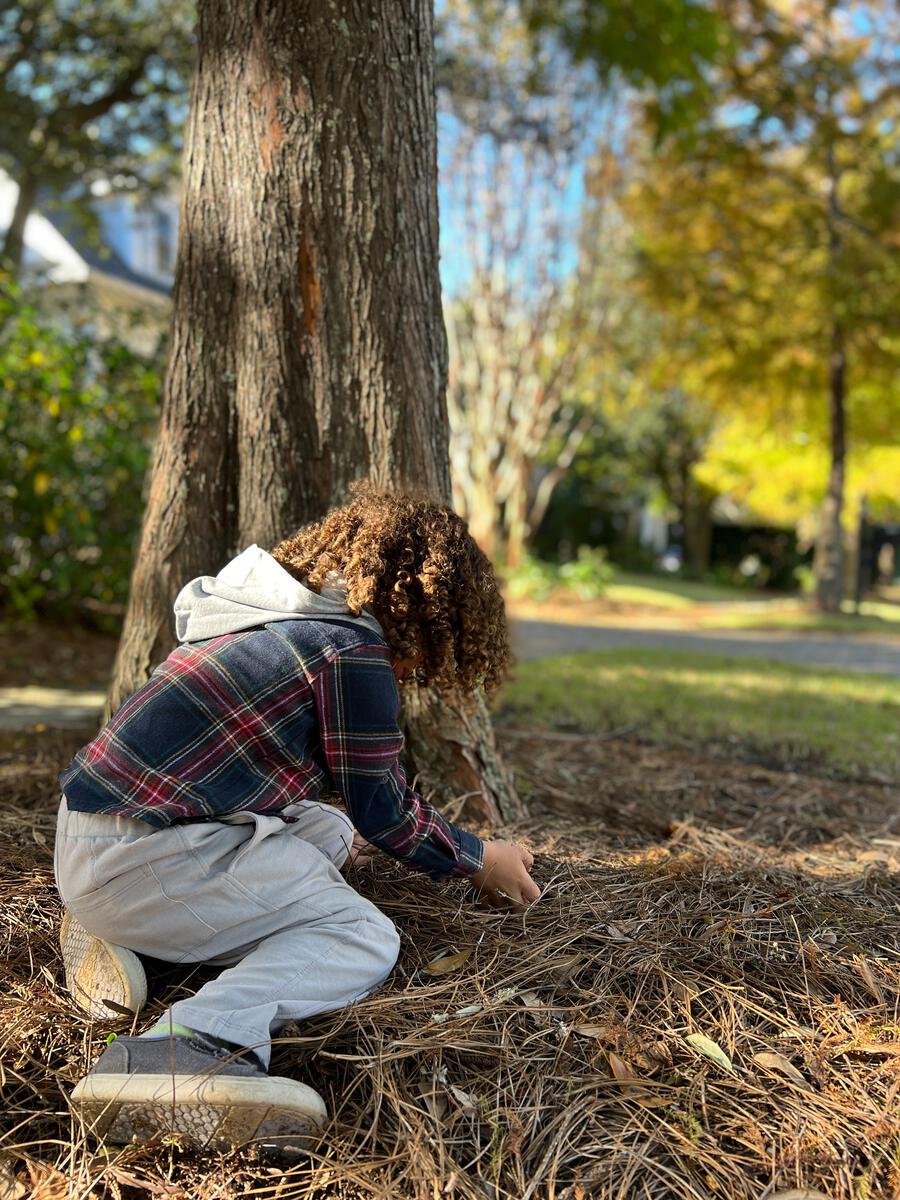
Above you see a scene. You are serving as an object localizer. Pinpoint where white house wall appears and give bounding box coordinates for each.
[0,172,90,285]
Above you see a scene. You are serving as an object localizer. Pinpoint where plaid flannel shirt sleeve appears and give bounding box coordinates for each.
[310,641,484,878]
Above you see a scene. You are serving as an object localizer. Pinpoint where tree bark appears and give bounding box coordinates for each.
[107,0,521,822]
[684,485,714,576]
[2,169,38,273]
[814,321,846,612]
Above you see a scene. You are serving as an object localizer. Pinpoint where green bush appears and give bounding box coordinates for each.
[0,285,160,620]
[793,564,817,596]
[558,545,614,600]
[504,546,613,602]
[503,554,559,602]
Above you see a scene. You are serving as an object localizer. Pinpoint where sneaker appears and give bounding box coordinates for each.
[60,910,147,1019]
[70,1032,328,1155]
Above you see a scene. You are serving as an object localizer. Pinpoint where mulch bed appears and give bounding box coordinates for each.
[0,621,118,690]
[1,722,898,1199]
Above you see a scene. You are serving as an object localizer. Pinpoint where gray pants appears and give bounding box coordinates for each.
[54,797,401,1068]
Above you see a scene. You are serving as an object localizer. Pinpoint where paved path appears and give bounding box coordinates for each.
[1,621,897,731]
[0,686,106,731]
[512,618,900,675]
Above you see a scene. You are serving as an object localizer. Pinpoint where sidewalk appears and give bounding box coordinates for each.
[0,686,106,730]
[511,618,900,675]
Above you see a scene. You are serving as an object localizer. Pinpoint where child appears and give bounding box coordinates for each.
[56,488,540,1154]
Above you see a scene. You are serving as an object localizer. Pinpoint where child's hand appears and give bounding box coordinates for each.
[469,840,541,910]
[344,831,378,868]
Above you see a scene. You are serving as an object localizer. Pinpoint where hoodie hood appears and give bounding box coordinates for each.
[174,545,384,643]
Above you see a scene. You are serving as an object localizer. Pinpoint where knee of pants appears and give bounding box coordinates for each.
[368,909,401,974]
[340,899,401,980]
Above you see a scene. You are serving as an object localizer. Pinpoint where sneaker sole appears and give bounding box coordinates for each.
[60,911,147,1019]
[71,1071,328,1153]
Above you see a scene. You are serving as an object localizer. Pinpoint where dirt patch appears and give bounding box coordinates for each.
[0,621,118,689]
[1,726,898,1199]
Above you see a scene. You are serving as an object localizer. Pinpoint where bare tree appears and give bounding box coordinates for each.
[444,124,619,567]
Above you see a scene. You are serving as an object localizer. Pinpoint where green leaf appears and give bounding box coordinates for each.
[685,1032,733,1072]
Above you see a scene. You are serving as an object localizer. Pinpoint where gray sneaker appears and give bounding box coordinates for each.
[71,1032,327,1155]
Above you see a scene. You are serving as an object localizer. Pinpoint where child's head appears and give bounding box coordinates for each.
[271,485,510,694]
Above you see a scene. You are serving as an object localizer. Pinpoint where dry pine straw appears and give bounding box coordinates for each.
[0,728,898,1200]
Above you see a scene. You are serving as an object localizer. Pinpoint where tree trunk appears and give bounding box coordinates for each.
[814,321,846,613]
[684,484,714,576]
[107,0,521,823]
[504,463,529,570]
[2,169,39,273]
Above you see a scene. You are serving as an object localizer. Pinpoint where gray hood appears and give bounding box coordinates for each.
[174,544,384,643]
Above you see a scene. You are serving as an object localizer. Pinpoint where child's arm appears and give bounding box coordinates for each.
[311,640,537,894]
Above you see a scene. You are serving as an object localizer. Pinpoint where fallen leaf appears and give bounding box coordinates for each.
[685,1033,733,1072]
[447,1083,478,1112]
[575,1024,611,1041]
[102,998,136,1016]
[518,991,542,1007]
[751,1052,807,1085]
[608,1051,637,1082]
[424,948,473,976]
[607,1052,670,1108]
[769,1191,831,1200]
[853,955,885,1005]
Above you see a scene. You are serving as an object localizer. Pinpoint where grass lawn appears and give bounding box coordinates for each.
[605,569,753,607]
[501,647,900,779]
[606,570,900,625]
[678,600,900,637]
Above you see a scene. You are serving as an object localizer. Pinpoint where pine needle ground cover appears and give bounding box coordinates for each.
[2,716,898,1200]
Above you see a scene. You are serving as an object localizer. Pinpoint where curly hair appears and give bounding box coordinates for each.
[270,485,510,695]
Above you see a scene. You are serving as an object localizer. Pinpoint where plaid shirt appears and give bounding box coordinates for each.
[59,618,484,878]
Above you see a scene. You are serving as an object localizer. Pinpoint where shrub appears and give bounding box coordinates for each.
[503,554,559,602]
[558,545,614,600]
[0,285,160,621]
[504,546,613,602]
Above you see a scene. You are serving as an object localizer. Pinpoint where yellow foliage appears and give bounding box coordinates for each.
[696,416,900,526]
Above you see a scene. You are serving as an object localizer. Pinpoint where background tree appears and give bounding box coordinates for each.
[622,388,718,574]
[624,0,900,610]
[444,126,601,568]
[465,0,724,133]
[0,0,192,272]
[106,0,520,825]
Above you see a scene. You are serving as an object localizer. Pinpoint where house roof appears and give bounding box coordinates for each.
[42,207,172,299]
[0,170,172,301]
